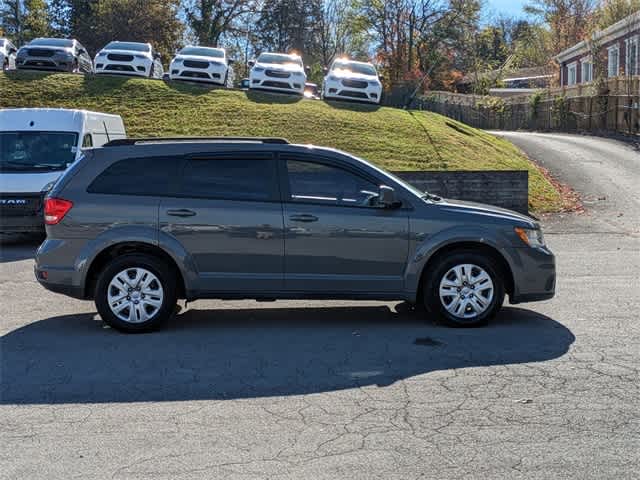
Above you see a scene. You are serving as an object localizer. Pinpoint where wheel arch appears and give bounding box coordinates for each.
[415,241,515,303]
[84,241,186,300]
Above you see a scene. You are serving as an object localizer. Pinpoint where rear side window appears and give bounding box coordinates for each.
[88,157,179,196]
[179,155,277,201]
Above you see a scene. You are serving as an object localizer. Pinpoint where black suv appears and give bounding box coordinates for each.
[35,137,555,332]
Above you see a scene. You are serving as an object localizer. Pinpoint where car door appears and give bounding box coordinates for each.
[159,152,284,294]
[281,154,410,294]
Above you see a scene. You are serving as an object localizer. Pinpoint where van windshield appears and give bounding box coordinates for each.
[0,132,79,172]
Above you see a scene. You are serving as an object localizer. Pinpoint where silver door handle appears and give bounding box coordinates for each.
[289,214,318,222]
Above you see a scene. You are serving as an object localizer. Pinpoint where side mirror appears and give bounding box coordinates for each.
[154,52,162,60]
[248,59,255,67]
[323,66,329,74]
[305,65,311,72]
[227,58,234,65]
[378,185,400,208]
[78,48,86,55]
[10,48,17,54]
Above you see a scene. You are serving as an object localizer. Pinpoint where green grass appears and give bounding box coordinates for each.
[0,71,562,212]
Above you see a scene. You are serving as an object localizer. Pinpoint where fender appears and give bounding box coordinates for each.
[404,224,517,300]
[157,228,200,296]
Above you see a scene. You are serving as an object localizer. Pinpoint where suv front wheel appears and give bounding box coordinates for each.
[95,254,177,332]
[423,251,505,327]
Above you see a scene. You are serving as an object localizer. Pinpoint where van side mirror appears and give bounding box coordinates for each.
[378,185,400,208]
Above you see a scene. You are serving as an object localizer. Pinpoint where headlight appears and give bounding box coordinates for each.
[293,71,305,77]
[134,54,147,59]
[173,58,182,64]
[328,75,338,81]
[369,80,380,86]
[514,227,546,248]
[97,51,107,57]
[253,67,265,72]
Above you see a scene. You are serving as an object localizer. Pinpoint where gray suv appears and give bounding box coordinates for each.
[35,138,555,332]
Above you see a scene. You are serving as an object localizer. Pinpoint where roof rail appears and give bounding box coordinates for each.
[104,137,290,147]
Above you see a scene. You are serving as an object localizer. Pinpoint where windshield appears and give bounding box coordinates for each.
[29,38,74,48]
[0,132,79,172]
[104,42,150,52]
[180,47,224,58]
[258,53,302,67]
[332,61,377,76]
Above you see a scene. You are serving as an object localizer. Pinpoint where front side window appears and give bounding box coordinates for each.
[179,156,277,201]
[88,157,179,196]
[0,131,78,172]
[82,134,93,148]
[286,159,379,207]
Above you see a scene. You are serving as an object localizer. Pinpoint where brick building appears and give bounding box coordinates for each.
[556,11,639,86]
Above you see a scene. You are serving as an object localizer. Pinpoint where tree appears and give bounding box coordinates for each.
[596,0,640,29]
[184,0,256,47]
[22,0,50,41]
[84,0,184,61]
[0,0,23,43]
[525,0,598,54]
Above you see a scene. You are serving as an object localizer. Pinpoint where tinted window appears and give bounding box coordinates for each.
[286,160,378,206]
[180,156,277,201]
[88,157,179,196]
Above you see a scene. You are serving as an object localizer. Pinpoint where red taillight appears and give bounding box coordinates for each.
[44,198,73,225]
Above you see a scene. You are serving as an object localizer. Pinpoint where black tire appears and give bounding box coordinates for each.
[94,254,177,333]
[423,250,505,327]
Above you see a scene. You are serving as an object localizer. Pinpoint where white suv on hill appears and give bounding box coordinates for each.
[323,59,383,104]
[94,41,163,78]
[1,38,17,71]
[169,46,233,86]
[249,52,307,95]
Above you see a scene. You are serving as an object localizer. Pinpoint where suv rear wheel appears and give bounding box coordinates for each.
[423,251,505,327]
[95,254,177,332]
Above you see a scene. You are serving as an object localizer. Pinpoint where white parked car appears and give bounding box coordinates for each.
[249,52,308,95]
[169,46,234,86]
[0,108,126,234]
[1,38,17,71]
[94,41,163,78]
[323,59,383,104]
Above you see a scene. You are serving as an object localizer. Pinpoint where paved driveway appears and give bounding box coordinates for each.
[1,133,638,479]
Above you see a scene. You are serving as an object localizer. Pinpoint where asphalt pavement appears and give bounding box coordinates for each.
[1,132,638,479]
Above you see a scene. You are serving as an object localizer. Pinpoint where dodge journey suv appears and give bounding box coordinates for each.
[35,138,555,332]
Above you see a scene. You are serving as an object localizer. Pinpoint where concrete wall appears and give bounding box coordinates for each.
[392,170,529,214]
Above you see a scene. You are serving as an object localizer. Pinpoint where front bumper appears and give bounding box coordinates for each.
[506,246,556,304]
[95,57,152,77]
[17,57,75,72]
[0,192,45,233]
[249,71,305,94]
[323,79,382,103]
[170,63,227,84]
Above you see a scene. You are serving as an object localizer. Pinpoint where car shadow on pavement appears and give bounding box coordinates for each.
[1,305,574,405]
[0,235,42,263]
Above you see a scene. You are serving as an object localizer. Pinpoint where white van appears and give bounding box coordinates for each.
[0,108,126,233]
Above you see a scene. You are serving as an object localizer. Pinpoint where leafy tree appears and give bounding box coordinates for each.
[22,0,50,41]
[184,0,256,47]
[0,0,22,43]
[596,0,640,29]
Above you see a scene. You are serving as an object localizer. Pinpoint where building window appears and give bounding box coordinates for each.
[608,44,620,77]
[581,58,593,83]
[567,62,577,85]
[626,36,639,76]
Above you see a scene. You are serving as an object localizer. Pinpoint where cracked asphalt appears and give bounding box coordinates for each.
[1,133,639,479]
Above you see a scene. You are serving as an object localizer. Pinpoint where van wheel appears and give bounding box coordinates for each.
[423,251,504,327]
[95,254,177,333]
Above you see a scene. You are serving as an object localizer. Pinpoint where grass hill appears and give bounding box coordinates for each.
[0,71,561,211]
